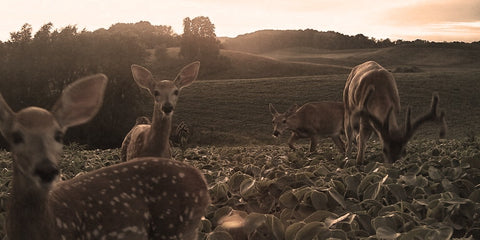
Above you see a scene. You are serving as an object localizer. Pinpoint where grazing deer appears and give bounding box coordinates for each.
[0,74,209,240]
[343,61,447,164]
[121,62,200,161]
[269,102,345,153]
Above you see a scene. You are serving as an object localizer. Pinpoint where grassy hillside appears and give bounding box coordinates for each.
[155,45,480,81]
[168,70,479,148]
[260,46,480,71]
[158,47,350,80]
[213,50,350,79]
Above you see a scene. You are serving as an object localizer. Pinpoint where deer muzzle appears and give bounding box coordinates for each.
[162,103,174,114]
[34,160,59,183]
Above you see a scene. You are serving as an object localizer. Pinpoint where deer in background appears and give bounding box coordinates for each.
[121,62,200,161]
[269,102,345,153]
[0,74,209,239]
[343,61,447,164]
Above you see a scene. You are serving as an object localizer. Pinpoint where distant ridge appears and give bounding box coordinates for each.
[223,29,393,54]
[222,29,480,54]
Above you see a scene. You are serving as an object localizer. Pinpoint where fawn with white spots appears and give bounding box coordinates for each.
[343,61,447,164]
[1,74,210,239]
[121,62,200,161]
[269,102,345,153]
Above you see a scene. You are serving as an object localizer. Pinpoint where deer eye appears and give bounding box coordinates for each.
[153,90,160,97]
[54,131,64,143]
[173,90,179,96]
[11,131,24,145]
[282,119,287,123]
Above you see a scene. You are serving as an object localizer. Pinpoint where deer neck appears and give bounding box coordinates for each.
[146,105,172,151]
[7,167,56,239]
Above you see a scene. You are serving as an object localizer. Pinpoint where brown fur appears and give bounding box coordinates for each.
[269,102,345,153]
[121,62,200,161]
[343,61,446,164]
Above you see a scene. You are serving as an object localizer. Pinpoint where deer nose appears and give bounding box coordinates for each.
[34,160,59,183]
[162,103,174,114]
[273,131,280,137]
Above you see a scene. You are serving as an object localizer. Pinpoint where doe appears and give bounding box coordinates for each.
[269,102,345,153]
[121,62,200,161]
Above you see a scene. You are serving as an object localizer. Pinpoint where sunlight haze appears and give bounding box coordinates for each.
[1,0,479,42]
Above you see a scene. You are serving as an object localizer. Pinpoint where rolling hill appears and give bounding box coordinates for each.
[159,47,351,80]
[155,44,480,81]
[260,46,480,71]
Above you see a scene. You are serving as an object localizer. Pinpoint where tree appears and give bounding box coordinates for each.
[107,21,176,48]
[0,23,148,149]
[9,23,32,44]
[180,16,220,63]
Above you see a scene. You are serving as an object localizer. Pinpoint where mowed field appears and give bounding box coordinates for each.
[1,46,479,239]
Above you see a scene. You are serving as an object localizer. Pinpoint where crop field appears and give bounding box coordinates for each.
[0,67,479,239]
[1,137,479,239]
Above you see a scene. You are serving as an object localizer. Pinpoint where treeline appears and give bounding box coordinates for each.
[0,22,172,149]
[222,29,480,53]
[0,18,226,149]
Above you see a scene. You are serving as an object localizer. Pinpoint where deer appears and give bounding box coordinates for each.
[343,61,447,165]
[121,62,200,161]
[0,74,210,240]
[269,102,345,153]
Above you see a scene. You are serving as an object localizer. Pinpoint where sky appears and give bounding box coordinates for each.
[1,0,479,42]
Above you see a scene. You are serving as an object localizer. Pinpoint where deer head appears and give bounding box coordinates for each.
[0,74,107,189]
[131,62,200,116]
[269,103,298,137]
[358,88,447,162]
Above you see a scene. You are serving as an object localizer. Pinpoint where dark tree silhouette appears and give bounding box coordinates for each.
[0,23,149,149]
[180,16,220,62]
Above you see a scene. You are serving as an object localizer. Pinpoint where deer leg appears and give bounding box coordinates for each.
[331,135,345,154]
[356,119,372,165]
[288,132,299,150]
[344,117,354,158]
[309,135,318,152]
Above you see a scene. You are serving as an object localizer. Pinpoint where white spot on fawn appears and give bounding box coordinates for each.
[56,217,62,228]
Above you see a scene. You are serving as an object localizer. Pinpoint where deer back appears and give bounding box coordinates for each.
[50,157,209,239]
[293,102,344,136]
[344,61,401,129]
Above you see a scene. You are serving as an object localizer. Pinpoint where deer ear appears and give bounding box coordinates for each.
[131,64,155,93]
[286,104,299,115]
[269,103,278,116]
[175,61,200,89]
[51,74,108,129]
[0,94,14,136]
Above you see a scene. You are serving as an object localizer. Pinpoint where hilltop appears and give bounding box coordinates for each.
[153,44,480,80]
